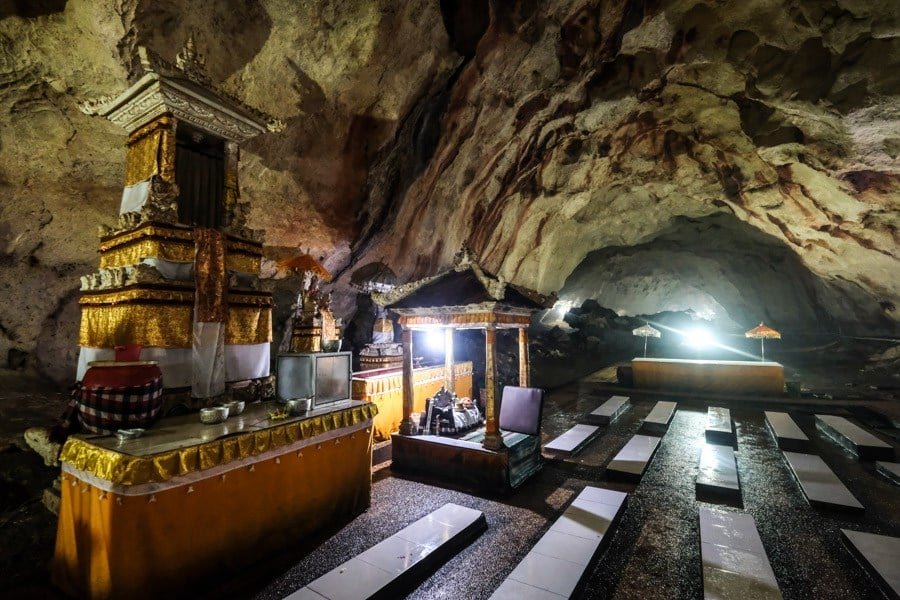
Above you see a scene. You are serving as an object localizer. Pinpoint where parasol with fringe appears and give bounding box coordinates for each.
[278,253,332,282]
[632,323,661,357]
[745,322,781,361]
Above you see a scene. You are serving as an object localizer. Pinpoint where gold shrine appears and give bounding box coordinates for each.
[76,39,284,406]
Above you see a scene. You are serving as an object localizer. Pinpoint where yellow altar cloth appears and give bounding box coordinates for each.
[352,362,473,441]
[52,401,376,599]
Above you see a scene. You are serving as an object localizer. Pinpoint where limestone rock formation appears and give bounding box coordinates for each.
[0,0,897,385]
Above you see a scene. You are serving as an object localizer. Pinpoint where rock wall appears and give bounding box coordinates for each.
[0,0,897,386]
[357,0,899,330]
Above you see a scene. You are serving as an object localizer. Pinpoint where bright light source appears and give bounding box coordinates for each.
[684,327,715,349]
[425,329,445,352]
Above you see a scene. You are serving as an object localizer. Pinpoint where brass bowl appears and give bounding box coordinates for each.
[200,406,228,424]
[286,398,311,415]
[221,400,245,416]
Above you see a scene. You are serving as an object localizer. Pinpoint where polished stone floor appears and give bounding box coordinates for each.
[2,371,898,599]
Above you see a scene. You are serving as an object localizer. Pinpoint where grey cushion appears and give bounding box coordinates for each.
[499,386,544,436]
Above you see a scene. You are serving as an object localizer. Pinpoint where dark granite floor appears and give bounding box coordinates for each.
[2,372,898,599]
[247,383,898,600]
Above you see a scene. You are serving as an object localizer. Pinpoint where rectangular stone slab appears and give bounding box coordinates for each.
[544,424,601,457]
[606,434,662,482]
[490,487,628,600]
[642,401,677,434]
[876,461,900,486]
[841,529,900,600]
[815,415,894,461]
[782,451,864,512]
[705,406,735,446]
[286,503,487,600]
[699,508,782,600]
[696,444,741,503]
[585,395,631,425]
[764,411,809,452]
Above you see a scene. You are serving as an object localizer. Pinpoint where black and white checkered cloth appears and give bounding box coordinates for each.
[61,377,163,434]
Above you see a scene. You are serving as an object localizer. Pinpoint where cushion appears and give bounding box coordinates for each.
[499,386,544,436]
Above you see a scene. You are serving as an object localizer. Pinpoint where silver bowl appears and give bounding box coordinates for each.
[115,428,145,441]
[286,398,311,415]
[200,406,229,424]
[221,400,245,416]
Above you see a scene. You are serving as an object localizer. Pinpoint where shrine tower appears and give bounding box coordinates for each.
[77,37,283,408]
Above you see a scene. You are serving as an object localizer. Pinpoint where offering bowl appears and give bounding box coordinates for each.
[221,400,245,416]
[286,398,312,415]
[200,406,229,424]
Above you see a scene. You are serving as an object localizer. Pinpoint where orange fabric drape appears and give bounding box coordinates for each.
[52,428,372,599]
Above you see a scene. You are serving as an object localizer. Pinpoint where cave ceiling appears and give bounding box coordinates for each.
[0,0,898,373]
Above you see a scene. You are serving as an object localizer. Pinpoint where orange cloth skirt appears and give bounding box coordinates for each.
[52,424,373,599]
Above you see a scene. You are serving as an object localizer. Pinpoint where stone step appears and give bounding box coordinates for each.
[782,451,864,512]
[585,395,631,425]
[544,424,601,457]
[876,461,900,486]
[700,508,782,600]
[705,406,735,446]
[696,444,741,504]
[815,415,894,461]
[284,503,486,600]
[764,411,809,452]
[641,401,677,434]
[490,487,628,600]
[841,529,900,600]
[606,434,662,482]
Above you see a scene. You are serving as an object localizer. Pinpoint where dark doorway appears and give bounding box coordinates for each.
[176,124,225,228]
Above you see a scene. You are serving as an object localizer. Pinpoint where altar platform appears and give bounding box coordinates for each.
[52,400,376,599]
[352,362,473,442]
[632,358,785,396]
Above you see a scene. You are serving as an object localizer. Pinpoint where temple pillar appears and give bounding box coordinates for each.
[518,327,530,387]
[398,327,415,435]
[444,327,455,393]
[483,325,504,450]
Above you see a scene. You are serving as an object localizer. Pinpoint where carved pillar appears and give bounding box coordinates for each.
[518,327,530,387]
[398,327,415,435]
[223,141,239,226]
[483,325,504,450]
[444,327,455,393]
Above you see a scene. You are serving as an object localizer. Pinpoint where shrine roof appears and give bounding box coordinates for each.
[374,250,555,313]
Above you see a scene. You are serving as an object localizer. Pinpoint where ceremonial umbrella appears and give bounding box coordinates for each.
[745,322,781,361]
[632,323,661,357]
[278,252,332,282]
[350,261,397,293]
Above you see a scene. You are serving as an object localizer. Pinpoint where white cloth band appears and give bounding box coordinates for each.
[76,343,270,388]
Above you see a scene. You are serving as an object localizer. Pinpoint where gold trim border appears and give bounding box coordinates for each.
[59,404,378,486]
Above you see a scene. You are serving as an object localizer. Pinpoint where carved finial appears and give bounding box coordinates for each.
[176,31,210,84]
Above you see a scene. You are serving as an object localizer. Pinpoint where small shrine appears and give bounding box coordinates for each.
[372,249,555,492]
[75,37,282,412]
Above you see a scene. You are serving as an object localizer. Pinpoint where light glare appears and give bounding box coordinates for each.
[684,327,714,349]
[425,329,445,352]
